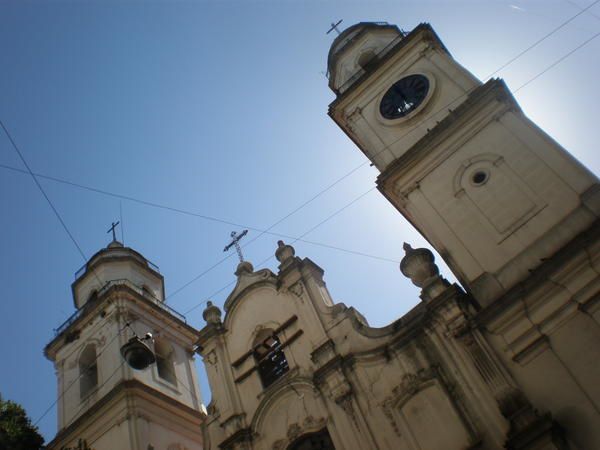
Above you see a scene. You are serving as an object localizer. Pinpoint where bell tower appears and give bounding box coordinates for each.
[44,238,205,450]
[328,22,600,305]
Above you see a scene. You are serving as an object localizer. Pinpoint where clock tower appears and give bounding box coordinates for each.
[328,22,600,306]
[329,21,600,449]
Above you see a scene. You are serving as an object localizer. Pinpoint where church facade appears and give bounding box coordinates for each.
[44,21,600,450]
[198,22,600,450]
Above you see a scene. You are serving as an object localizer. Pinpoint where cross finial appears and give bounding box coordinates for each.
[326,19,343,36]
[107,221,120,242]
[223,230,249,263]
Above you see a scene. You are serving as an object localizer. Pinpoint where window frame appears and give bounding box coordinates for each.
[253,333,289,389]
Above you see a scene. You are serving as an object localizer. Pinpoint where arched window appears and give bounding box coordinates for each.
[288,429,335,450]
[79,344,98,399]
[253,330,289,388]
[357,50,377,70]
[155,340,177,385]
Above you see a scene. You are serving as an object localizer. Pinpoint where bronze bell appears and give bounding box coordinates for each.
[120,335,156,370]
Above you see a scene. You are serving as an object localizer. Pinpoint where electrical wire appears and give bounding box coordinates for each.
[33,323,129,426]
[514,30,600,93]
[0,120,88,262]
[26,5,600,430]
[162,0,600,299]
[183,186,376,315]
[564,0,600,21]
[0,123,109,297]
[0,162,399,266]
[5,0,596,306]
[32,185,376,428]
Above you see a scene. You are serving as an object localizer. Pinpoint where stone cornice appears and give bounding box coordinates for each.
[45,283,199,359]
[72,249,164,308]
[474,217,600,326]
[195,323,227,351]
[218,426,253,450]
[45,379,204,449]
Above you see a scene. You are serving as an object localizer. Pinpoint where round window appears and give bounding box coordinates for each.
[471,170,489,186]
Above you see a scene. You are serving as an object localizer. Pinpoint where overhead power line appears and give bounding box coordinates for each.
[0,162,399,265]
[8,0,597,305]
[514,30,600,93]
[0,121,88,262]
[0,121,110,291]
[24,6,600,428]
[165,1,600,299]
[31,185,378,427]
[182,187,377,314]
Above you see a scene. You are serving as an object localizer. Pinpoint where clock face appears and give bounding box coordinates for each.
[379,75,430,119]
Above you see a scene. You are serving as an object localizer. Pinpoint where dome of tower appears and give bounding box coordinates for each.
[327,22,403,94]
[71,241,164,309]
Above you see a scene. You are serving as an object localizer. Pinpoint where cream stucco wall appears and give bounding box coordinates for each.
[45,244,205,450]
[325,20,600,450]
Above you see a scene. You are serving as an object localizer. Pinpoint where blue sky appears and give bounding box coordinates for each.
[1,0,599,442]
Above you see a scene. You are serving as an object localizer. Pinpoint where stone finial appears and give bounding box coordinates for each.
[202,301,222,325]
[400,243,439,287]
[275,240,295,267]
[235,260,254,277]
[400,243,448,301]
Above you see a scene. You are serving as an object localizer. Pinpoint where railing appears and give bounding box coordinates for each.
[98,279,186,322]
[54,279,186,336]
[74,262,87,279]
[54,309,84,337]
[147,260,160,273]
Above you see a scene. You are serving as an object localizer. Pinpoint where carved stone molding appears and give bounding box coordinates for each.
[136,412,151,422]
[310,340,336,367]
[381,402,402,437]
[335,391,356,421]
[204,350,217,366]
[454,327,544,439]
[287,423,302,441]
[381,368,438,436]
[206,401,218,416]
[272,439,286,450]
[303,415,326,430]
[289,281,304,299]
[329,377,352,404]
[271,416,327,450]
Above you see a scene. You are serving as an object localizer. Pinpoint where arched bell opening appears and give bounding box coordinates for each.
[155,339,177,385]
[79,344,98,399]
[120,334,155,370]
[253,329,289,389]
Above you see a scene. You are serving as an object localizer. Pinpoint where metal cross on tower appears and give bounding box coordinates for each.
[223,229,249,262]
[107,221,120,242]
[326,19,343,36]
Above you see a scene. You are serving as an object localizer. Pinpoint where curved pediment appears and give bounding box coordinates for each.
[250,377,327,449]
[223,261,278,316]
